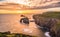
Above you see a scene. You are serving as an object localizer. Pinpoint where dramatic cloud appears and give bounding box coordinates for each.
[0,0,60,9]
[4,0,60,6]
[0,0,5,1]
[32,2,60,9]
[0,0,5,2]
[0,0,3,1]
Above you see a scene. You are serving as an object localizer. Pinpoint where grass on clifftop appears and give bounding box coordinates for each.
[33,11,60,31]
[35,11,60,19]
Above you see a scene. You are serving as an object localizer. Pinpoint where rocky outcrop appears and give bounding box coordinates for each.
[33,11,60,37]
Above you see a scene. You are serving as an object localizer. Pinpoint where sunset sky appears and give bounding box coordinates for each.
[0,0,60,7]
[0,0,60,14]
[0,1,60,36]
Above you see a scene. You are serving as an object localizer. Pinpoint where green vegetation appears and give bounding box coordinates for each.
[42,11,60,29]
[33,11,60,37]
[42,12,60,19]
[0,32,36,37]
[33,11,60,19]
[33,11,60,32]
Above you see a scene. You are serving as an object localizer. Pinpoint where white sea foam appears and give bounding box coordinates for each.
[45,32,51,37]
[23,28,33,33]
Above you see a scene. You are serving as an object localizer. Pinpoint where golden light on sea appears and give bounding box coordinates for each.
[0,7,60,14]
[0,9,47,14]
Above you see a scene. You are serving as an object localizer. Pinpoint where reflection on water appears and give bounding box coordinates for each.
[0,14,45,37]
